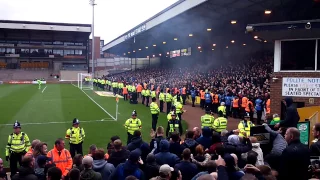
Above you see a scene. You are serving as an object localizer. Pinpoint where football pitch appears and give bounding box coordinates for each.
[0,84,187,160]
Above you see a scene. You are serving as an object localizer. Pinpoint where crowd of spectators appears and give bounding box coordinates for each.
[2,121,320,180]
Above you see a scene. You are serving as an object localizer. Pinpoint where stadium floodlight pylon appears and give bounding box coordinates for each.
[77,73,93,90]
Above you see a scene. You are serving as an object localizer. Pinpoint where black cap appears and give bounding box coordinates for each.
[73,118,80,124]
[13,121,21,128]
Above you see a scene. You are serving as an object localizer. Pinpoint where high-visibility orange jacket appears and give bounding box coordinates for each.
[137,85,142,92]
[233,99,239,108]
[47,147,72,177]
[123,87,128,94]
[24,148,33,157]
[266,99,271,114]
[245,101,254,112]
[200,91,205,100]
[242,97,248,108]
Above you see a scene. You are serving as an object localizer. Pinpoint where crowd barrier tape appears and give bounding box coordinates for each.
[8,81,47,84]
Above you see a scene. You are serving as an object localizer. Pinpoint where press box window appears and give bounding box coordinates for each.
[281,40,316,70]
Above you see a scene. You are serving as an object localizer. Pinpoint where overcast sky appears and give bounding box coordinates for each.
[0,0,178,43]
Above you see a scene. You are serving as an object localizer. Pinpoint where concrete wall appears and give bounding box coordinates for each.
[60,70,87,81]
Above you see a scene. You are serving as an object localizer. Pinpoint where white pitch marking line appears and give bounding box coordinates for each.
[41,86,47,93]
[71,84,116,121]
[0,119,115,126]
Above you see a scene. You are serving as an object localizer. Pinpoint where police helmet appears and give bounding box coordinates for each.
[171,112,177,116]
[171,106,176,111]
[244,112,250,119]
[73,118,80,124]
[132,110,137,116]
[205,107,211,113]
[13,121,21,128]
[221,102,225,106]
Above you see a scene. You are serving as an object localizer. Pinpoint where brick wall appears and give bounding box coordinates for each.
[270,72,320,116]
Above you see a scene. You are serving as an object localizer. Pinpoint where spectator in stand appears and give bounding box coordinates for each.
[169,132,184,158]
[223,153,244,180]
[279,127,310,180]
[144,153,160,180]
[47,167,62,180]
[92,149,115,180]
[25,139,41,157]
[155,140,180,167]
[107,136,120,154]
[208,132,223,154]
[181,130,198,155]
[36,155,55,180]
[109,149,145,180]
[262,123,287,171]
[275,97,300,129]
[69,168,81,180]
[224,135,252,168]
[150,126,166,154]
[108,139,130,168]
[73,154,84,172]
[310,123,320,156]
[192,127,201,140]
[174,148,198,180]
[191,160,216,180]
[0,158,7,180]
[80,156,102,180]
[191,145,211,172]
[171,168,183,180]
[12,156,38,180]
[127,130,150,162]
[196,128,212,150]
[85,144,97,158]
[150,164,174,180]
[244,151,258,166]
[241,137,264,166]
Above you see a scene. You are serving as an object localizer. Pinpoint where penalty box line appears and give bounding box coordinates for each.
[0,119,116,126]
[71,84,117,121]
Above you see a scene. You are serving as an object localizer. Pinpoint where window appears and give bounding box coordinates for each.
[281,40,316,70]
[64,50,74,55]
[75,50,82,55]
[6,48,15,53]
[53,50,63,56]
[0,48,5,53]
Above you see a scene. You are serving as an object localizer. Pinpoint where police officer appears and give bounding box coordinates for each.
[6,121,31,177]
[238,112,255,137]
[218,102,227,117]
[150,97,160,131]
[124,110,142,144]
[174,100,184,121]
[213,111,228,133]
[166,90,173,114]
[201,107,215,130]
[65,118,85,157]
[166,112,182,137]
[145,88,151,107]
[159,89,165,112]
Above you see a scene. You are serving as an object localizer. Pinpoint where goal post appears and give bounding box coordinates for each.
[77,73,93,90]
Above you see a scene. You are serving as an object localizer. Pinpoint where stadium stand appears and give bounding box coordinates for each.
[2,0,320,180]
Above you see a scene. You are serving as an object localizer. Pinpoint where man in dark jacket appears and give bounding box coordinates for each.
[275,97,300,128]
[108,149,145,180]
[174,148,198,180]
[155,140,180,167]
[144,153,160,180]
[127,130,150,161]
[108,139,130,168]
[169,132,184,158]
[12,156,38,180]
[92,149,115,180]
[150,126,166,154]
[310,123,320,156]
[80,156,102,180]
[279,127,310,180]
[181,130,198,155]
[196,128,212,150]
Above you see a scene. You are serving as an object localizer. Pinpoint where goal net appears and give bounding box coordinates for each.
[77,73,93,90]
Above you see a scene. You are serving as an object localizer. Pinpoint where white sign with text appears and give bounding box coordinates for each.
[282,77,320,97]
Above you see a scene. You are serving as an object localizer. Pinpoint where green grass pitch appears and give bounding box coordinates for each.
[0,84,187,166]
